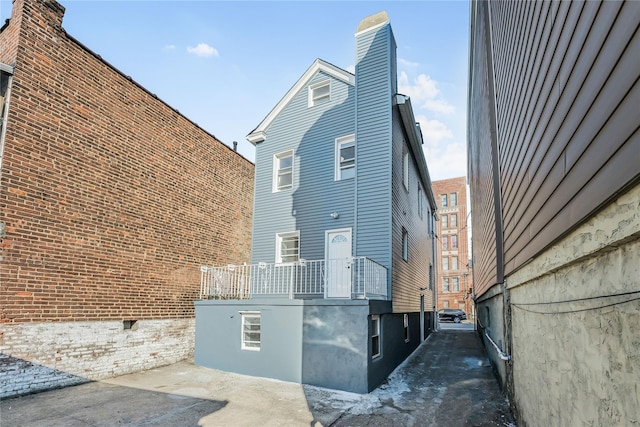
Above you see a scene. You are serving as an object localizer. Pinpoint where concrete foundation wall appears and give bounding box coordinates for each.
[475,290,507,387]
[507,184,640,426]
[0,318,195,398]
[195,299,304,383]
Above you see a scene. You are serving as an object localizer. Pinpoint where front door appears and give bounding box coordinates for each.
[326,229,352,298]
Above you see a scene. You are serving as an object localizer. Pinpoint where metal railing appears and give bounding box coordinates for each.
[200,257,388,301]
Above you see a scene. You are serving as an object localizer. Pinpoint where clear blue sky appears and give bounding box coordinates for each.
[0,0,470,181]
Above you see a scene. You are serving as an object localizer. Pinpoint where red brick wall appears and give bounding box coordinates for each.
[0,0,254,323]
[432,177,473,314]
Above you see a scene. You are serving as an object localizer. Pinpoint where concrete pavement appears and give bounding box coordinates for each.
[0,328,515,426]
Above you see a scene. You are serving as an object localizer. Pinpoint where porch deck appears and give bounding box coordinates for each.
[199,257,388,300]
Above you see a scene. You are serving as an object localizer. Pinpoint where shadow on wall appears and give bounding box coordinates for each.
[0,353,90,398]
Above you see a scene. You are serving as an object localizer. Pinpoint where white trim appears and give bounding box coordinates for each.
[246,59,355,145]
[240,311,261,351]
[371,314,381,359]
[272,150,294,192]
[308,79,331,107]
[334,134,356,181]
[276,230,300,264]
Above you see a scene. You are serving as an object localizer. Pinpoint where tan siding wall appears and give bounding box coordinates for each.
[391,111,431,313]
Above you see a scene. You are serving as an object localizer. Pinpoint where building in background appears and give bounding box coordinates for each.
[468,0,639,425]
[195,11,438,394]
[432,177,472,318]
[0,0,253,398]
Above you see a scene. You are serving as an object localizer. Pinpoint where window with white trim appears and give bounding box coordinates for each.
[402,228,409,261]
[441,194,448,207]
[452,256,458,270]
[451,235,458,249]
[371,315,381,358]
[403,150,409,190]
[276,231,299,263]
[443,277,450,292]
[443,257,449,271]
[308,80,330,107]
[450,214,457,228]
[453,276,460,292]
[335,135,355,180]
[442,213,448,228]
[404,314,409,342]
[450,192,458,206]
[241,311,261,351]
[273,151,293,192]
[442,236,449,251]
[443,300,450,308]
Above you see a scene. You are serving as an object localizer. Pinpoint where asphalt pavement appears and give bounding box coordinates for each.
[0,325,515,427]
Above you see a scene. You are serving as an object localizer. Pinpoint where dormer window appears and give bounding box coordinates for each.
[308,80,330,107]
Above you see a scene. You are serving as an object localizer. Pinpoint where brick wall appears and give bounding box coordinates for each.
[0,0,254,323]
[432,177,472,314]
[0,319,195,398]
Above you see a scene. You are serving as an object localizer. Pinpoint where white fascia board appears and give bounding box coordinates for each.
[246,59,355,145]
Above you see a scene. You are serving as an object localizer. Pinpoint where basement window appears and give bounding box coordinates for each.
[371,315,381,359]
[241,311,261,351]
[123,320,138,330]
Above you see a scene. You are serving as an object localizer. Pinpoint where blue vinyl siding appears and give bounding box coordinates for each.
[251,72,355,263]
[354,23,394,278]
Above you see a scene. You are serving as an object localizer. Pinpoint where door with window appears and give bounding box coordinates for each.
[325,229,352,298]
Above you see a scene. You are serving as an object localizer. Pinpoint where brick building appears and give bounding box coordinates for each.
[0,0,254,397]
[432,177,472,317]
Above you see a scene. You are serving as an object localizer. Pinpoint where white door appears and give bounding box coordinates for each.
[326,229,352,298]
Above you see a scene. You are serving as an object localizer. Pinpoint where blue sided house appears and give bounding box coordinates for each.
[195,11,438,393]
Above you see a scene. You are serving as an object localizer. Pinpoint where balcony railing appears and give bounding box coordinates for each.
[200,257,388,301]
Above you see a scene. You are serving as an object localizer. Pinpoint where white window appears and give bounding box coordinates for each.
[404,314,409,342]
[441,194,448,207]
[453,277,460,292]
[442,214,448,229]
[403,150,409,190]
[335,135,355,180]
[241,311,261,351]
[442,236,449,251]
[371,315,381,358]
[276,231,299,263]
[402,228,409,261]
[452,235,458,249]
[443,300,450,308]
[273,150,293,192]
[452,256,458,270]
[450,214,457,228]
[418,186,423,218]
[443,257,449,271]
[450,192,458,206]
[443,277,450,292]
[308,80,330,107]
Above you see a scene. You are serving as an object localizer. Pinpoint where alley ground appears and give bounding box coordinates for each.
[0,325,515,427]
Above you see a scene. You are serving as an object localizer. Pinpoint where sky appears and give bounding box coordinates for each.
[0,0,470,181]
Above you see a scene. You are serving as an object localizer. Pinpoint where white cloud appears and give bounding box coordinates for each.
[416,115,466,180]
[398,58,419,68]
[187,43,219,58]
[398,71,454,115]
[418,116,453,146]
[164,44,176,50]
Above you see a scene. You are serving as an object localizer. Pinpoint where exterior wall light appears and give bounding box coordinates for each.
[330,212,339,219]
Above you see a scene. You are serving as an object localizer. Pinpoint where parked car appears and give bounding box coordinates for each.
[438,308,467,323]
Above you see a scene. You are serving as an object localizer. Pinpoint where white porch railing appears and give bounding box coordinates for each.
[199,257,388,301]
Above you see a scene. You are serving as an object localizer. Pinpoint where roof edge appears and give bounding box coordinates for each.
[246,59,354,145]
